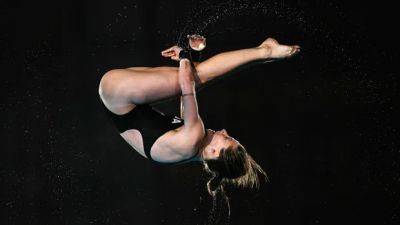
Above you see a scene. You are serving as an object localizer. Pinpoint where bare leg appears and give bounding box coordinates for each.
[196,38,299,83]
[126,67,151,71]
[99,38,299,114]
[99,66,180,114]
[99,47,264,113]
[126,66,176,71]
[195,48,265,83]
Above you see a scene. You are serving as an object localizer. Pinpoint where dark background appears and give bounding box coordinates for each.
[1,0,399,224]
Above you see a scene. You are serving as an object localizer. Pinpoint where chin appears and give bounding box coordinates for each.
[206,129,216,140]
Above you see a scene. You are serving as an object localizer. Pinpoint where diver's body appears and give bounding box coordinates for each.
[98,37,300,165]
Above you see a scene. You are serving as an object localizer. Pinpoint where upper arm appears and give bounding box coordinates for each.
[163,121,205,159]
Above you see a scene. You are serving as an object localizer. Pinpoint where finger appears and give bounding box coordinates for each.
[193,35,203,40]
[161,47,174,54]
[189,34,204,40]
[161,51,174,56]
[161,50,172,55]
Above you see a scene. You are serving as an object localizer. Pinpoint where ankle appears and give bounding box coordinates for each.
[255,46,271,59]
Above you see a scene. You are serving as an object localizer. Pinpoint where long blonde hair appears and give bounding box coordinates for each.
[203,144,267,196]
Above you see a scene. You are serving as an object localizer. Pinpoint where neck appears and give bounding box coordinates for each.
[191,129,214,162]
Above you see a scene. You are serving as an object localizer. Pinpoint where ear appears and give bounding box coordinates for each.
[211,148,221,158]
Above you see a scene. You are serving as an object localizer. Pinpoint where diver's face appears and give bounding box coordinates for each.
[202,129,240,160]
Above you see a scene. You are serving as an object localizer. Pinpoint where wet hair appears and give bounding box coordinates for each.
[203,144,267,196]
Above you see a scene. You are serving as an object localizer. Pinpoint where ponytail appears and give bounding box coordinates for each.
[207,174,223,196]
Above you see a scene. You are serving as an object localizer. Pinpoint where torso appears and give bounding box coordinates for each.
[100,89,204,164]
[120,122,204,163]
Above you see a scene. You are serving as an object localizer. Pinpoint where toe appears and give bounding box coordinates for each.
[289,46,300,56]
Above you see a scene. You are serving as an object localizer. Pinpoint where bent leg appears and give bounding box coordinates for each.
[126,66,176,71]
[99,39,297,114]
[127,67,151,71]
[99,67,180,114]
[100,49,266,114]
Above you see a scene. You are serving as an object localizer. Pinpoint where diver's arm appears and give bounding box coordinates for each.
[179,59,201,128]
[158,59,204,160]
[180,96,184,118]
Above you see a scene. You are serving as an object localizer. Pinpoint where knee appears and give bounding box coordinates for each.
[100,69,120,84]
[99,69,129,101]
[98,70,116,97]
[193,65,208,84]
[100,69,149,104]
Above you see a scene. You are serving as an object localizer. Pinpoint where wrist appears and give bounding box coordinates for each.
[181,92,194,97]
[180,82,194,93]
[179,49,190,60]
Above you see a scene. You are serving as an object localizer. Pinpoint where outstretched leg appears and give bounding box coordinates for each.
[196,38,299,83]
[99,38,299,114]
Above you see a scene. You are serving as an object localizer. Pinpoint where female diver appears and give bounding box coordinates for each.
[98,36,300,194]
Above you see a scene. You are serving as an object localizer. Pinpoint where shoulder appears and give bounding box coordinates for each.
[169,120,205,147]
[152,120,205,162]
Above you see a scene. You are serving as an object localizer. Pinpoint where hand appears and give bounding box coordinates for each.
[161,45,183,61]
[187,34,206,51]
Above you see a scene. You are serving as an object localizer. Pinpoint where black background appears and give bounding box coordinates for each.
[1,0,399,225]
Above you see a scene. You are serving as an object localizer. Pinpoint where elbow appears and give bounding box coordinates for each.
[185,116,201,127]
[183,118,203,132]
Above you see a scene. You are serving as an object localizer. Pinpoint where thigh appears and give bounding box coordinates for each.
[127,66,177,71]
[126,67,151,71]
[99,67,180,114]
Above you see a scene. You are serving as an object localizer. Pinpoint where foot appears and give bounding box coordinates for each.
[257,38,300,60]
